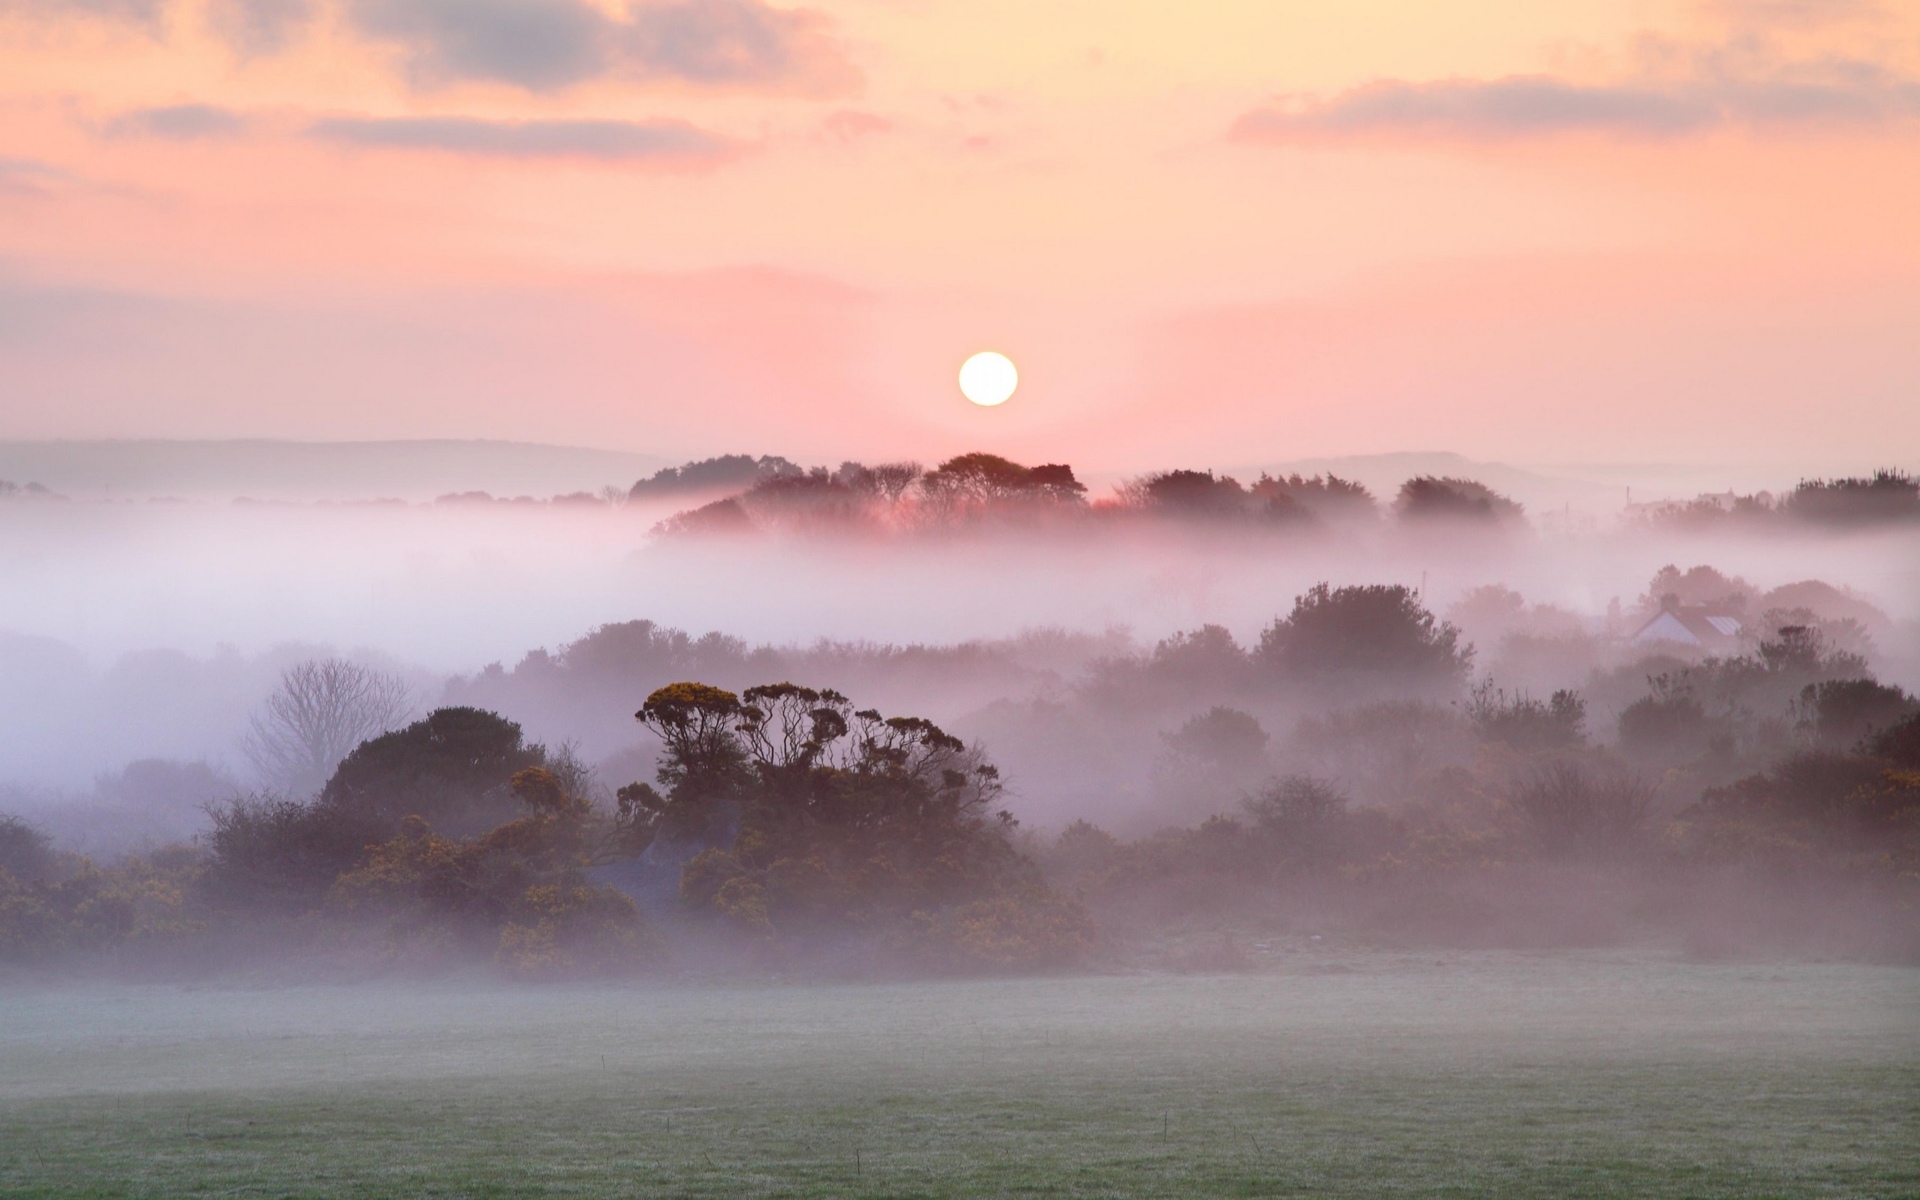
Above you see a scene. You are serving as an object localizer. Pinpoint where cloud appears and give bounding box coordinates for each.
[0,0,163,26]
[1232,71,1920,141]
[104,104,251,139]
[204,0,317,54]
[1703,0,1886,31]
[307,114,735,162]
[0,157,78,197]
[821,110,890,140]
[345,0,854,93]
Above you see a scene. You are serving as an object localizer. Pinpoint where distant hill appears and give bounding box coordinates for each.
[0,440,673,502]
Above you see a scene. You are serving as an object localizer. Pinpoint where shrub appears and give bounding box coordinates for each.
[1796,679,1917,750]
[201,794,383,911]
[0,814,54,883]
[907,889,1096,973]
[496,878,654,978]
[1511,764,1653,858]
[1465,682,1587,751]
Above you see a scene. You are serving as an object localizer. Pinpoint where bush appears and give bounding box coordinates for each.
[1510,764,1652,858]
[1869,712,1920,768]
[1465,682,1587,752]
[907,889,1096,973]
[1618,691,1725,765]
[1244,775,1351,867]
[201,794,383,911]
[0,813,54,883]
[496,878,655,979]
[1797,679,1917,750]
[1678,750,1918,861]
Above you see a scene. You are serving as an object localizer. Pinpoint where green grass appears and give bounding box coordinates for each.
[2,950,1916,1197]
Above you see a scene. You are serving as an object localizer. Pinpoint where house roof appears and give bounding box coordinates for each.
[1631,608,1744,647]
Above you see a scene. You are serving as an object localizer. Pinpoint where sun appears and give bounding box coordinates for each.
[959,351,1018,407]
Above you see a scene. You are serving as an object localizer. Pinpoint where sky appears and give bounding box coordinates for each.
[1,0,1917,474]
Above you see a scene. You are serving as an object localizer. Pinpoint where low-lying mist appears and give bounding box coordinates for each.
[2,484,1915,795]
[3,452,1917,979]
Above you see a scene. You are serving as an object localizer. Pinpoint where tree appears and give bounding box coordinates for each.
[1163,707,1268,770]
[1393,476,1524,524]
[319,706,546,835]
[1781,469,1920,526]
[243,659,411,797]
[1255,583,1472,694]
[920,454,1087,514]
[1123,470,1249,518]
[1250,473,1376,522]
[863,461,924,507]
[616,680,1087,964]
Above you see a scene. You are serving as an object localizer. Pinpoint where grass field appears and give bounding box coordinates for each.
[2,950,1916,1198]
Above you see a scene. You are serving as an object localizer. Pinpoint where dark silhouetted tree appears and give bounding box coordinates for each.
[1394,476,1524,524]
[1255,583,1471,694]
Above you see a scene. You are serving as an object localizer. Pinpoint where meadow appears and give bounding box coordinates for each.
[3,949,1915,1198]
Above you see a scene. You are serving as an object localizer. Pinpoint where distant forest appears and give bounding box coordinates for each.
[616,453,1920,537]
[7,455,1913,536]
[4,565,1915,979]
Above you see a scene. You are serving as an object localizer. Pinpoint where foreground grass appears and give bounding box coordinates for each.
[2,951,1916,1198]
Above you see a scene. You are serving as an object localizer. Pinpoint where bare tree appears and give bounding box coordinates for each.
[243,659,412,798]
[866,462,923,507]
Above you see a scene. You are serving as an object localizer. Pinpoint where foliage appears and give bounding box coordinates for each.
[1794,678,1916,750]
[653,496,756,536]
[0,813,55,882]
[1465,681,1587,752]
[1617,688,1726,765]
[320,706,544,835]
[905,888,1096,973]
[1510,763,1653,858]
[1780,468,1919,526]
[1256,583,1471,693]
[0,846,202,963]
[1393,476,1524,523]
[1250,472,1377,521]
[201,793,385,911]
[1614,622,1877,769]
[1868,711,1920,768]
[921,453,1087,513]
[628,454,802,499]
[1672,740,1920,867]
[1162,706,1268,769]
[621,680,1087,968]
[331,767,654,976]
[201,707,548,913]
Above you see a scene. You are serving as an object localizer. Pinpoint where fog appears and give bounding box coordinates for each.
[4,447,1917,1200]
[2,476,1916,828]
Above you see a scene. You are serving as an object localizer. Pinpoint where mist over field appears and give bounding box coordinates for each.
[4,446,1916,802]
[9,0,1920,1187]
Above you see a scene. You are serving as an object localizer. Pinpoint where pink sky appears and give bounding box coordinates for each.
[2,0,1917,472]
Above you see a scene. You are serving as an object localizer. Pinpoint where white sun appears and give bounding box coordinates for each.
[959,351,1018,407]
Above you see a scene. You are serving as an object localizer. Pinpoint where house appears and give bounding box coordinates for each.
[1630,605,1744,651]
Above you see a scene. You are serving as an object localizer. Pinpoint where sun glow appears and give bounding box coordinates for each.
[959,351,1018,407]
